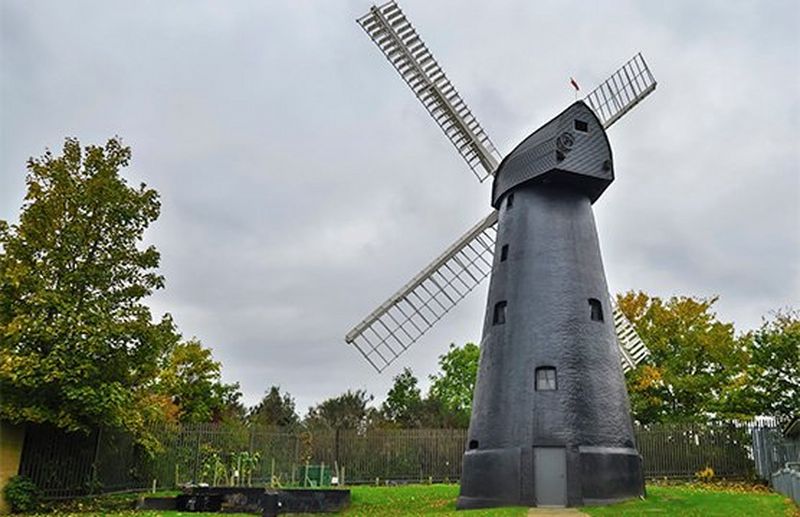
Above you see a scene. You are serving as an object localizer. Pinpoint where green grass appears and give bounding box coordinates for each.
[32,483,797,516]
[340,484,526,516]
[582,484,797,517]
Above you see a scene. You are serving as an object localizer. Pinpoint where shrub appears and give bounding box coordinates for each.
[3,475,40,513]
[695,466,715,482]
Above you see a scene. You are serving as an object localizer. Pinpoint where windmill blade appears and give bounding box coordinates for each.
[345,211,499,372]
[584,53,657,129]
[612,305,650,372]
[358,1,501,181]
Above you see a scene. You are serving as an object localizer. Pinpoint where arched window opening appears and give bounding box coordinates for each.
[535,367,557,391]
[493,301,507,325]
[589,298,604,322]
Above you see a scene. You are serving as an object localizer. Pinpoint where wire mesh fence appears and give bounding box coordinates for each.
[17,421,794,499]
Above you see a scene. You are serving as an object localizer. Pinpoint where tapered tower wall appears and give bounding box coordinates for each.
[457,183,643,508]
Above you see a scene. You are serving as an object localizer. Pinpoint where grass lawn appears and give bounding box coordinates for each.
[34,483,797,516]
[583,484,797,517]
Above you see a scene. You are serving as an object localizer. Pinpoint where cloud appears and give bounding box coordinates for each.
[2,0,798,411]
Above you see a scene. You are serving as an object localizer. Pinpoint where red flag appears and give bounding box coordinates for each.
[570,77,580,91]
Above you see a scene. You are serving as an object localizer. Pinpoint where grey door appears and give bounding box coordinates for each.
[534,447,567,506]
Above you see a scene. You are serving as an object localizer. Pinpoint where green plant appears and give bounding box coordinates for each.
[200,451,227,486]
[240,451,261,486]
[3,475,40,513]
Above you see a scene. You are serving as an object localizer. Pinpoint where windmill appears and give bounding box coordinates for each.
[347,1,657,508]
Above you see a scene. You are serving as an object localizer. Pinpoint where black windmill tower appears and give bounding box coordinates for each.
[346,1,657,508]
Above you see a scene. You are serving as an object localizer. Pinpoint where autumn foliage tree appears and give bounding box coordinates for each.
[616,291,751,424]
[0,138,181,448]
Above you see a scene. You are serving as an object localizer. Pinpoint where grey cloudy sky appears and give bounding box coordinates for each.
[2,0,799,413]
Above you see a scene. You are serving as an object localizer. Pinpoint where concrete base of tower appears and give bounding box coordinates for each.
[456,446,644,509]
[577,446,645,506]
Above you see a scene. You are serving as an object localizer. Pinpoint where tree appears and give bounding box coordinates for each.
[744,310,800,421]
[617,291,751,424]
[381,368,423,427]
[304,390,374,430]
[158,338,241,424]
[428,343,480,428]
[0,137,178,448]
[248,386,299,428]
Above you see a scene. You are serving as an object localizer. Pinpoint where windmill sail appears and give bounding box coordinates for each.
[345,211,499,372]
[614,307,650,372]
[584,53,657,129]
[358,1,501,181]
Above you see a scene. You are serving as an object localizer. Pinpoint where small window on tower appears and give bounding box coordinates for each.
[493,301,507,325]
[500,244,509,262]
[574,119,589,132]
[589,298,604,322]
[506,193,514,210]
[469,440,479,450]
[535,367,557,391]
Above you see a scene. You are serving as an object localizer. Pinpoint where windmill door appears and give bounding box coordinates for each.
[534,447,567,506]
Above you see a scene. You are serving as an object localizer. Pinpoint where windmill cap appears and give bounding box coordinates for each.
[492,100,614,207]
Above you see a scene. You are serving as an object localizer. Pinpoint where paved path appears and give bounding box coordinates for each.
[527,508,590,516]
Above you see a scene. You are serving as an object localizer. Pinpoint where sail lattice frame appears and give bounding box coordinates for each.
[584,53,657,129]
[358,1,501,181]
[613,306,650,372]
[345,211,499,372]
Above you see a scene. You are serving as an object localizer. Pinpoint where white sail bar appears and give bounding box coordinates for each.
[345,211,500,372]
[584,53,657,130]
[357,1,501,181]
[612,305,650,372]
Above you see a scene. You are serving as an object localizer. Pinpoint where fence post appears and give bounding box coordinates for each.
[192,427,201,484]
[335,428,340,467]
[90,427,102,495]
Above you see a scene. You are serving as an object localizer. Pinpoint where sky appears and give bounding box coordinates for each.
[1,0,798,414]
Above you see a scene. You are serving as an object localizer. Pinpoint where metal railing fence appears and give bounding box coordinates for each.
[16,421,793,499]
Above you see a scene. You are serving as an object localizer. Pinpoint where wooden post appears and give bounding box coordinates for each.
[320,461,325,486]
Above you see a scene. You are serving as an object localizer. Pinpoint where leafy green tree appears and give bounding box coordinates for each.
[304,389,374,430]
[248,386,299,428]
[617,291,751,424]
[743,310,800,421]
[428,343,480,428]
[0,137,178,448]
[159,338,241,424]
[381,368,423,427]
